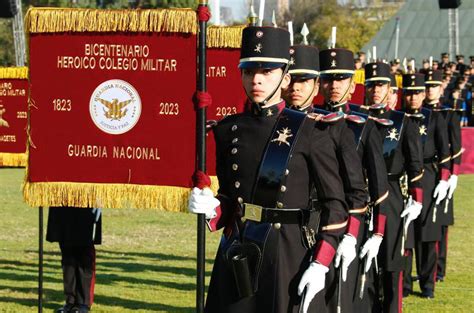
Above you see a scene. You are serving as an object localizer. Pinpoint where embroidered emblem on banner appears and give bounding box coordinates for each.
[90,79,141,135]
[386,127,399,141]
[271,127,293,146]
[0,105,9,127]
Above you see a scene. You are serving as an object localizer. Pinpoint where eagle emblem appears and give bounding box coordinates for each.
[254,43,262,53]
[98,98,132,121]
[386,127,399,141]
[271,127,293,146]
[419,125,427,136]
[0,105,9,128]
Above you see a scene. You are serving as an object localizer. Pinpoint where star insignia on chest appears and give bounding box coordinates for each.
[271,127,293,146]
[419,124,427,136]
[386,127,399,141]
[254,43,262,53]
[266,109,274,116]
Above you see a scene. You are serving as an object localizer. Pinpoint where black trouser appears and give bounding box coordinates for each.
[437,226,449,278]
[403,249,413,294]
[59,243,96,307]
[374,270,402,313]
[415,241,437,292]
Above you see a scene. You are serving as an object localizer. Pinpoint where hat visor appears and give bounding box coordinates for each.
[290,73,319,80]
[238,61,287,69]
[320,73,353,80]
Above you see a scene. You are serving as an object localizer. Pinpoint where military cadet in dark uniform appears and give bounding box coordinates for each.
[47,206,102,313]
[365,72,424,312]
[402,71,451,299]
[316,50,390,313]
[387,74,399,110]
[437,72,464,282]
[440,53,450,70]
[282,44,320,113]
[188,25,348,313]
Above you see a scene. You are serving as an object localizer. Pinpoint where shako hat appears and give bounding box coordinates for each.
[403,73,425,90]
[319,48,355,78]
[390,74,398,91]
[288,45,320,79]
[364,62,391,83]
[424,69,443,85]
[239,26,290,69]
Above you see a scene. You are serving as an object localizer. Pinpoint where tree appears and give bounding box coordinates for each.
[282,0,390,53]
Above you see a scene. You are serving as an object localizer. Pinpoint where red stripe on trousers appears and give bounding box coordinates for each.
[90,247,96,306]
[398,271,403,313]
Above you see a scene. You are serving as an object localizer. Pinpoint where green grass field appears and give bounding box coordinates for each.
[1,168,473,312]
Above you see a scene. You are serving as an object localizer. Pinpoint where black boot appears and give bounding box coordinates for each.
[56,303,75,313]
[71,304,90,313]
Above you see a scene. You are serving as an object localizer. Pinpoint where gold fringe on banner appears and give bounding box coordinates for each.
[25,8,197,34]
[0,67,28,79]
[0,153,27,167]
[23,176,219,211]
[207,25,245,48]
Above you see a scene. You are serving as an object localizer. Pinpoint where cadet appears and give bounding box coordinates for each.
[366,72,424,312]
[188,25,348,313]
[436,71,464,282]
[47,207,102,313]
[316,49,389,313]
[403,70,451,299]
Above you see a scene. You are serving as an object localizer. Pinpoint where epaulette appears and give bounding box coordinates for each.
[345,114,366,124]
[206,119,218,132]
[369,103,385,111]
[405,113,425,121]
[369,116,394,127]
[320,111,345,123]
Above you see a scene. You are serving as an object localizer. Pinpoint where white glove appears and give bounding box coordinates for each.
[298,262,329,313]
[188,187,220,219]
[334,234,357,282]
[359,235,383,273]
[447,175,458,199]
[433,180,449,205]
[400,197,422,234]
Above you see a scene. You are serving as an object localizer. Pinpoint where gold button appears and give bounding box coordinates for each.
[232,138,239,144]
[232,164,238,171]
[235,181,240,188]
[231,125,238,131]
[285,169,289,175]
[277,202,283,208]
[231,148,238,154]
[273,223,281,230]
[237,197,243,204]
[280,185,286,192]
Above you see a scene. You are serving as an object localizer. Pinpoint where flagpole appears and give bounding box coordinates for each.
[196,1,209,312]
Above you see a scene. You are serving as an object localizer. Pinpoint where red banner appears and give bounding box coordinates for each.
[0,70,28,167]
[460,127,474,174]
[205,48,246,176]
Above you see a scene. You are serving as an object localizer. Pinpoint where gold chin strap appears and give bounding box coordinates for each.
[298,78,318,111]
[337,76,354,104]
